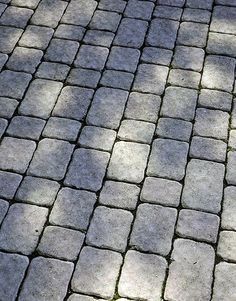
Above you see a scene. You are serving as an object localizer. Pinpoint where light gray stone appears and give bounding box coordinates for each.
[182,159,225,213]
[182,8,211,23]
[177,209,220,243]
[43,117,81,141]
[0,3,6,15]
[222,186,236,230]
[130,203,177,255]
[86,206,133,252]
[0,26,23,53]
[36,62,70,81]
[0,70,31,99]
[101,70,134,90]
[19,257,73,301]
[207,32,236,57]
[217,231,236,262]
[19,79,63,119]
[202,55,236,92]
[133,64,168,95]
[194,108,229,140]
[141,177,182,207]
[212,262,236,301]
[114,18,148,48]
[71,247,122,299]
[31,0,67,28]
[0,171,22,199]
[16,176,60,206]
[0,252,29,301]
[0,203,48,255]
[0,97,18,119]
[65,148,109,191]
[165,239,215,301]
[53,86,94,121]
[7,116,45,140]
[68,295,102,301]
[0,199,8,224]
[232,99,236,128]
[0,53,7,71]
[190,136,227,162]
[86,87,128,129]
[177,22,208,47]
[0,6,33,28]
[158,0,185,6]
[11,0,40,8]
[147,138,188,181]
[211,6,236,34]
[67,68,101,88]
[124,0,154,20]
[141,47,173,66]
[226,151,236,185]
[107,46,140,73]
[172,46,205,71]
[98,0,126,12]
[38,226,84,261]
[199,89,232,112]
[0,137,36,173]
[55,24,85,41]
[118,120,155,144]
[28,138,74,181]
[168,69,201,89]
[79,126,116,152]
[161,87,198,121]
[99,181,140,210]
[108,141,150,183]
[0,118,7,138]
[118,250,167,301]
[19,25,54,50]
[186,0,213,9]
[90,10,121,32]
[50,188,96,231]
[147,18,179,49]
[215,0,236,5]
[154,5,182,20]
[156,117,192,142]
[83,30,114,47]
[62,0,97,26]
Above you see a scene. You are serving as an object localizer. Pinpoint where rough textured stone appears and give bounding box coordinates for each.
[12,0,41,8]
[28,138,74,181]
[90,10,121,32]
[141,47,173,66]
[83,29,114,47]
[147,18,179,49]
[215,0,236,5]
[194,108,229,140]
[0,118,7,139]
[19,257,73,301]
[0,199,8,224]
[182,159,224,213]
[36,62,70,81]
[141,177,182,207]
[202,55,235,92]
[0,6,33,28]
[147,138,188,181]
[55,24,85,41]
[50,188,96,231]
[177,22,208,47]
[0,97,18,119]
[86,87,128,129]
[86,206,133,252]
[130,203,177,255]
[0,203,48,255]
[0,252,29,301]
[165,239,215,301]
[65,148,109,191]
[100,70,134,90]
[168,69,201,89]
[161,87,197,121]
[186,0,213,9]
[217,231,236,262]
[133,64,168,95]
[158,0,185,6]
[38,226,84,261]
[0,137,36,173]
[19,79,63,119]
[226,151,236,185]
[177,209,219,243]
[199,89,232,111]
[98,0,126,12]
[71,247,122,299]
[0,53,7,71]
[16,176,60,206]
[154,5,182,20]
[172,46,205,71]
[118,250,167,301]
[108,141,150,183]
[75,45,108,70]
[0,26,23,53]
[99,181,140,210]
[222,186,236,230]
[232,99,236,128]
[0,171,22,199]
[124,0,154,20]
[211,6,236,34]
[67,68,101,88]
[79,126,116,151]
[207,32,236,57]
[182,8,211,23]
[68,295,101,301]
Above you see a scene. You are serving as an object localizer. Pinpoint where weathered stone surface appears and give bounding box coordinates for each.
[222,186,236,230]
[182,159,225,213]
[130,203,177,255]
[0,97,18,119]
[217,231,236,262]
[186,0,213,9]
[50,188,96,231]
[211,6,236,34]
[19,257,73,301]
[182,8,211,23]
[124,0,154,20]
[141,47,173,66]
[108,141,150,183]
[147,138,188,181]
[0,171,22,199]
[55,24,85,41]
[168,69,201,89]
[75,45,108,70]
[12,0,41,9]
[0,203,48,255]
[154,5,182,20]
[0,53,8,71]
[229,130,236,149]
[141,177,182,207]
[0,199,8,224]
[67,68,100,88]
[118,250,167,301]
[0,6,33,28]
[71,247,122,299]
[207,32,236,57]
[36,62,70,81]
[165,239,215,301]
[28,138,74,181]
[90,10,121,32]
[83,29,114,47]
[172,46,205,71]
[0,118,7,139]
[100,70,134,90]
[226,152,236,185]
[0,26,23,53]
[199,89,232,111]
[158,0,185,6]
[177,22,208,47]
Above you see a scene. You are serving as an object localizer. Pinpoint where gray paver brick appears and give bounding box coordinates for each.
[130,203,177,255]
[158,0,185,6]
[199,89,232,112]
[0,26,23,53]
[71,246,122,299]
[182,8,211,23]
[11,0,40,8]
[207,32,236,57]
[118,250,167,301]
[141,47,173,66]
[100,70,134,90]
[186,0,213,9]
[168,69,201,89]
[0,203,48,255]
[211,6,236,34]
[154,5,182,20]
[182,159,225,213]
[68,295,103,301]
[124,0,154,20]
[177,22,208,47]
[0,97,18,119]
[55,24,85,41]
[89,10,121,32]
[172,46,205,71]
[222,186,236,230]
[0,53,7,71]
[217,231,236,262]
[0,171,22,199]
[67,68,101,88]
[0,6,33,28]
[0,118,7,139]
[36,62,70,81]
[226,151,236,185]
[83,30,115,47]
[0,199,8,224]
[232,99,236,128]
[99,0,126,12]
[215,0,236,5]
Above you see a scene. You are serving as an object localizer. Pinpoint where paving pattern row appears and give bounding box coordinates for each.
[0,0,235,300]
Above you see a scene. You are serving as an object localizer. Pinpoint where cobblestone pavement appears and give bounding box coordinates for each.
[0,0,235,300]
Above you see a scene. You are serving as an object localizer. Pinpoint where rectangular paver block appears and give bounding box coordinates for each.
[221,186,236,230]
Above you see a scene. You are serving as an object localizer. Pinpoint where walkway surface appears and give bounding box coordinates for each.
[0,0,235,300]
